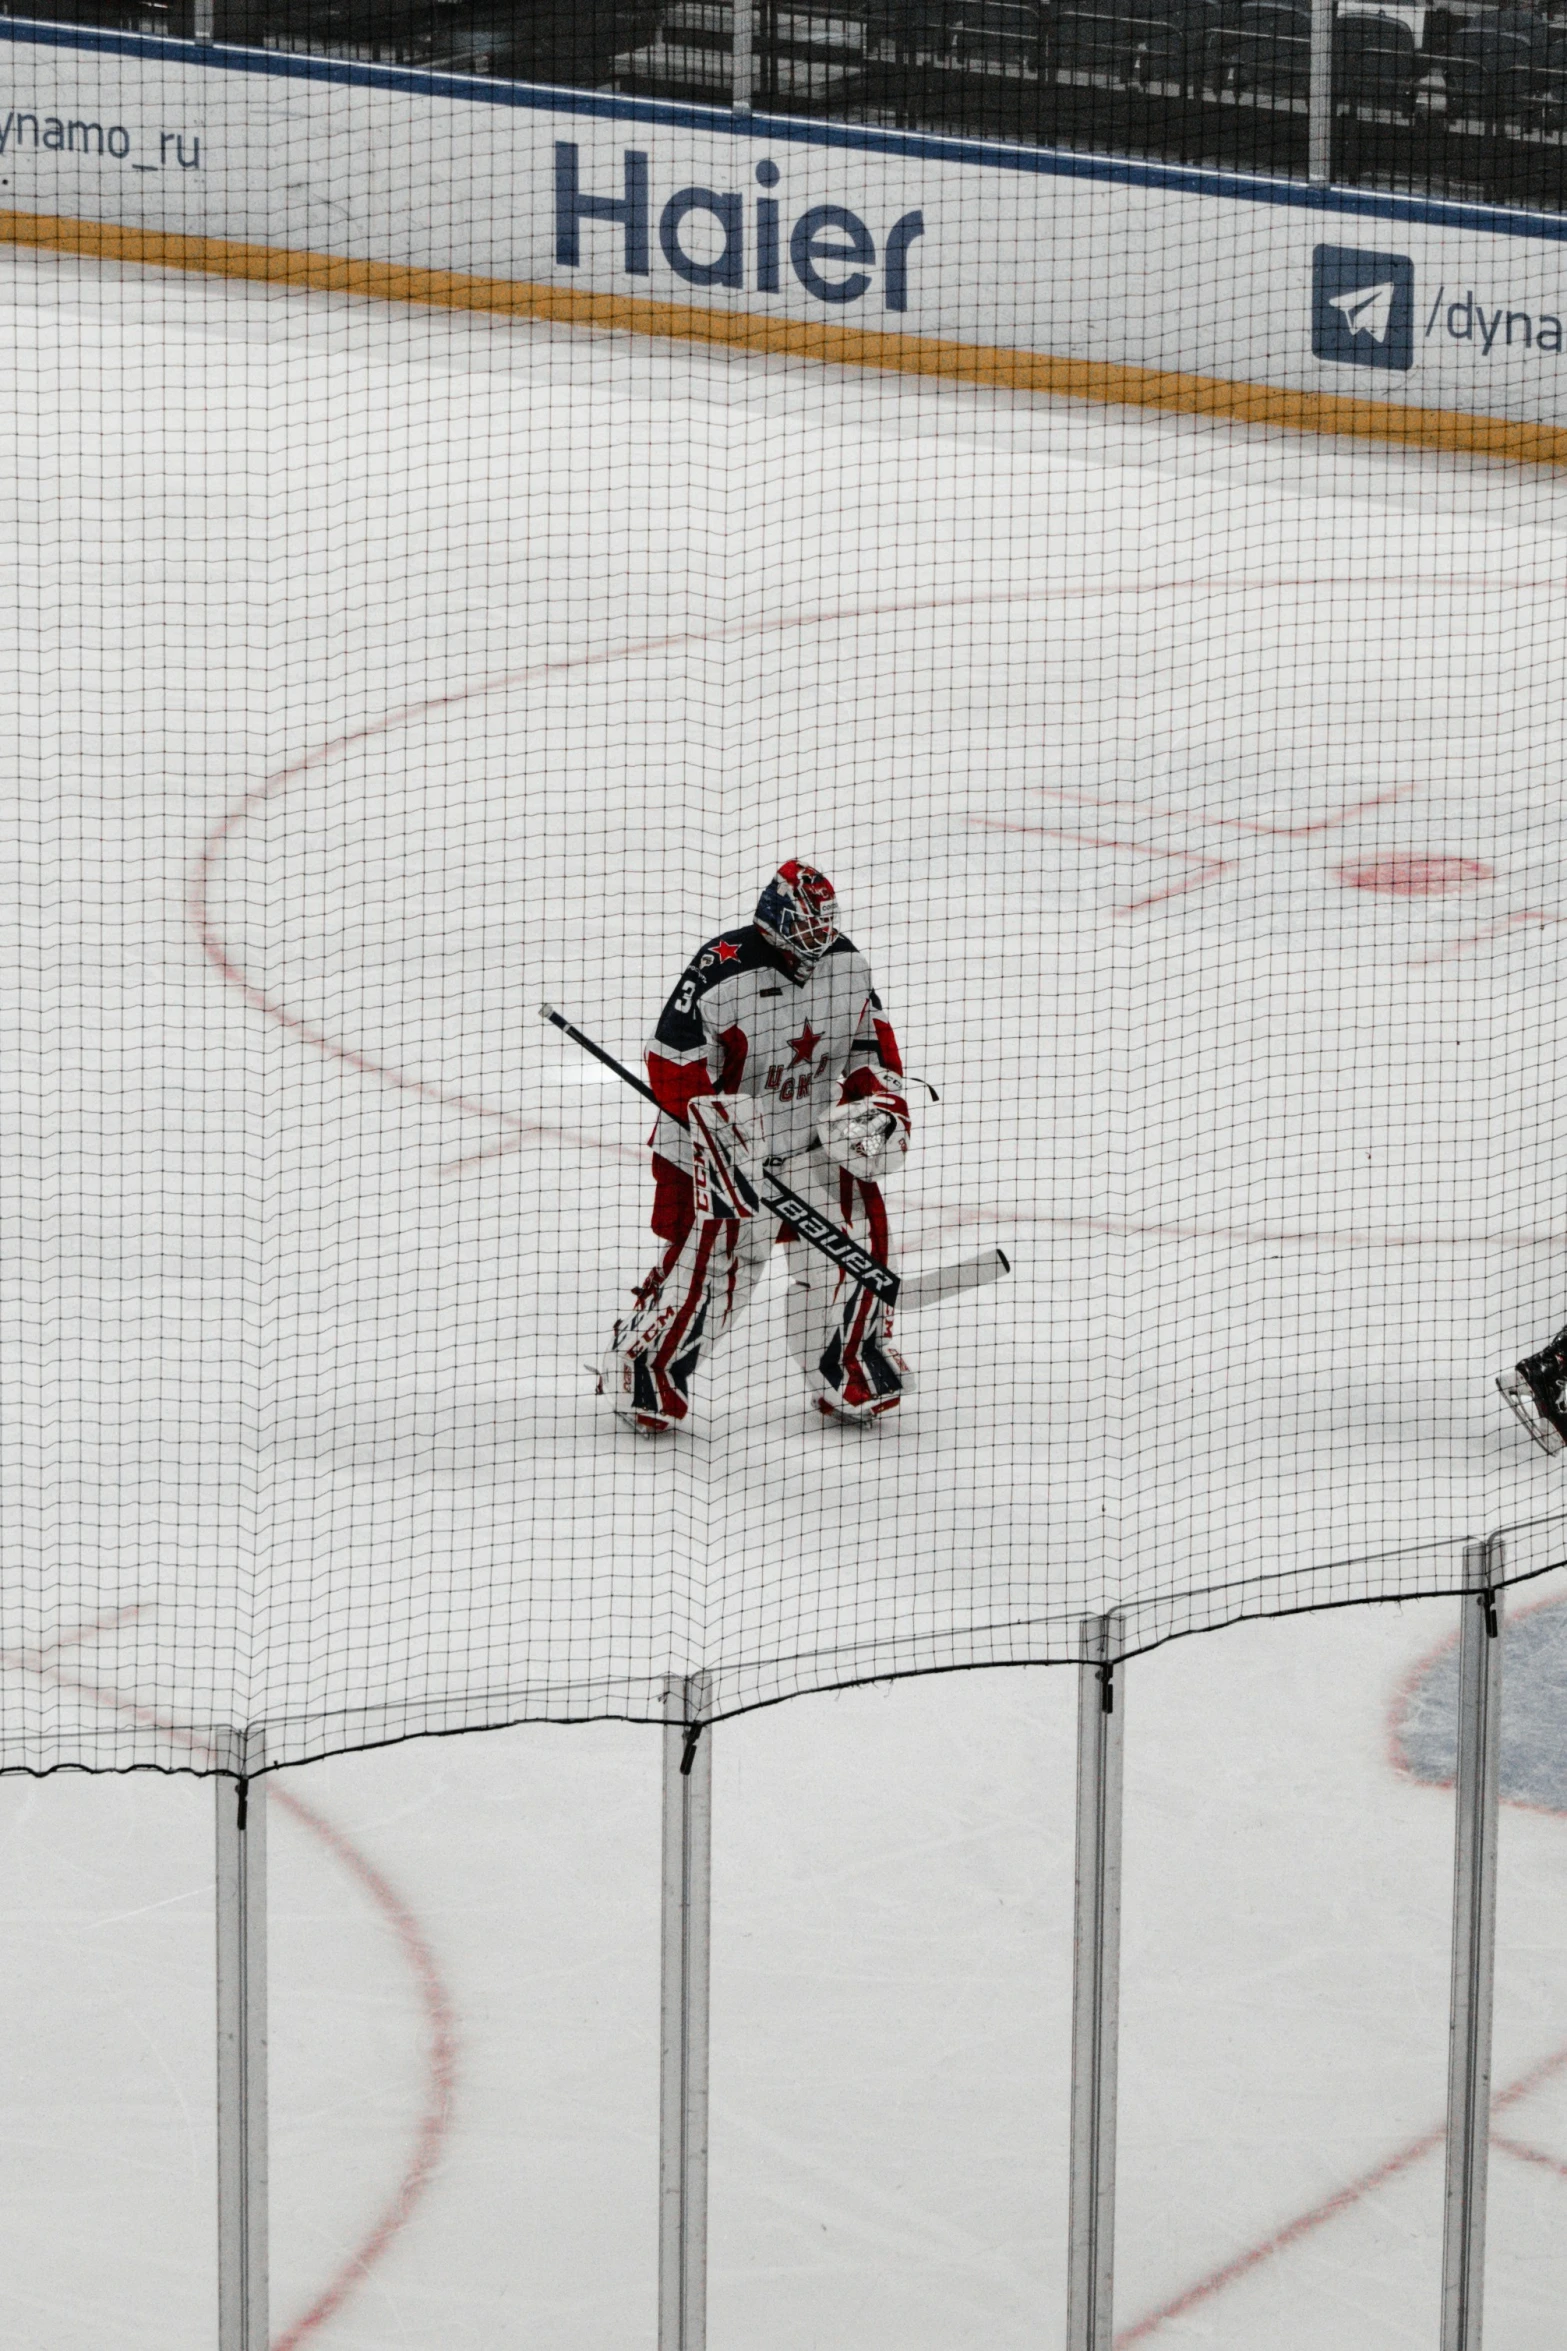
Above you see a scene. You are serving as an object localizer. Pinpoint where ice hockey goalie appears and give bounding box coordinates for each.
[599,860,912,1435]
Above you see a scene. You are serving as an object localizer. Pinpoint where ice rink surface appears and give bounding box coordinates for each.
[1,242,1566,2342]
[2,1594,1566,2349]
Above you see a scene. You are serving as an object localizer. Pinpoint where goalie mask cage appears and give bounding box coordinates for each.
[2,22,1567,2351]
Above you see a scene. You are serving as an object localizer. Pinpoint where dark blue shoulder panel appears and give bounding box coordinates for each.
[652,928,767,1050]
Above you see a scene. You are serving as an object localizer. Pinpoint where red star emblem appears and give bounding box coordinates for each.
[715,938,740,963]
[787,1022,821,1066]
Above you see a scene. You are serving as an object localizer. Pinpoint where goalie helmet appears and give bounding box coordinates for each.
[755,860,838,977]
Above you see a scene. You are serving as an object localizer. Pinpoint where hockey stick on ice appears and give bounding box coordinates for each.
[898,1248,1010,1312]
[538,1005,1010,1314]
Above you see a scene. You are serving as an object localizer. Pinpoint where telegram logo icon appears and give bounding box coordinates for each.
[1312,245,1415,371]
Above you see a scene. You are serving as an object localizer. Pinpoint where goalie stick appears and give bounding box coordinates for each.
[899,1247,1011,1312]
[538,1004,1011,1313]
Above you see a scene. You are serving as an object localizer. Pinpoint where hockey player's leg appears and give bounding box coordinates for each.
[601,1165,772,1432]
[813,1278,910,1424]
[599,1228,704,1433]
[1497,1323,1567,1454]
[601,1220,733,1431]
[599,1162,697,1432]
[785,1155,911,1424]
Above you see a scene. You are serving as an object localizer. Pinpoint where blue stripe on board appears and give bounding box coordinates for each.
[5,12,1567,244]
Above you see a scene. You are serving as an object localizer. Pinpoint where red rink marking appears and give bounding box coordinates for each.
[188,583,1556,1180]
[1412,908,1565,966]
[995,780,1432,916]
[1036,779,1420,840]
[188,575,1520,1137]
[1337,854,1491,896]
[1117,1598,1567,2344]
[1493,2130,1567,2180]
[966,816,1232,912]
[269,1787,459,2351]
[1114,2045,1567,2346]
[5,1622,460,2350]
[1111,2122,1447,2345]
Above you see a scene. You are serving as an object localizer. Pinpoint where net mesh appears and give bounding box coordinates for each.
[4,59,1566,1776]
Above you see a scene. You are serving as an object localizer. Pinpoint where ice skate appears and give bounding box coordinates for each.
[1497,1343,1567,1455]
[815,1391,899,1427]
[598,1321,681,1437]
[811,1315,911,1426]
[619,1407,675,1438]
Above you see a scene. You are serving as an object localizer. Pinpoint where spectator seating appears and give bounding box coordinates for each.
[1334,10,1417,117]
[947,0,1042,69]
[1053,0,1145,79]
[1199,0,1253,90]
[866,0,960,60]
[1444,21,1537,127]
[1529,21,1567,133]
[1215,0,1312,99]
[1132,0,1230,93]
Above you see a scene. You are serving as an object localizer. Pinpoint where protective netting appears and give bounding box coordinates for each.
[4,61,1567,1775]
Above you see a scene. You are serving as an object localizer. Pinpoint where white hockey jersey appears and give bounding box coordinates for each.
[646,924,903,1176]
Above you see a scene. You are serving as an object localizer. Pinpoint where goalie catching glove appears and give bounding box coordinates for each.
[819,1075,910,1184]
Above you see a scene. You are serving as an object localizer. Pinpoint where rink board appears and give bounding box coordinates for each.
[2,20,1567,449]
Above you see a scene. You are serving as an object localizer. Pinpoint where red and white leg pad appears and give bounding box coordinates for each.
[601,1209,771,1430]
[784,1153,911,1424]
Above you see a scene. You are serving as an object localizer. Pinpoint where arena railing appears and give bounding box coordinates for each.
[17,0,1567,215]
[200,1535,1530,2351]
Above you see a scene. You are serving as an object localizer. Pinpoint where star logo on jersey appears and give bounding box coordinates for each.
[714,938,740,963]
[787,1022,821,1066]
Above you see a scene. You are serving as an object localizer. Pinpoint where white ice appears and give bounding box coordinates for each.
[0,241,1565,2347]
[6,239,1567,1752]
[1,1593,1565,2348]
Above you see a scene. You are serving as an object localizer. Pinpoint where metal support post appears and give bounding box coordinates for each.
[1441,1556,1505,2351]
[1067,1615,1124,2351]
[1308,0,1334,183]
[732,0,753,109]
[192,0,215,40]
[660,1676,712,2351]
[217,1774,268,2351]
